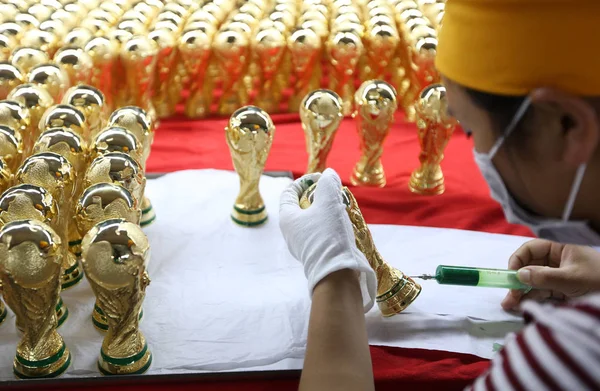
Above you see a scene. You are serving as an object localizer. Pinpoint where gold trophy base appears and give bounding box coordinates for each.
[140,197,156,227]
[0,300,6,325]
[93,303,143,332]
[14,343,71,379]
[408,165,445,196]
[376,269,422,317]
[61,261,83,290]
[231,205,268,227]
[98,342,152,375]
[350,168,386,188]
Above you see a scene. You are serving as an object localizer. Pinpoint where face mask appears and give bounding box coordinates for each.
[472,98,600,246]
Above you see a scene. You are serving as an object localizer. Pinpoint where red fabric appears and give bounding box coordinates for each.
[5,114,531,391]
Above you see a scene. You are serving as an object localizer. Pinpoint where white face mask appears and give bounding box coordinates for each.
[472,97,600,246]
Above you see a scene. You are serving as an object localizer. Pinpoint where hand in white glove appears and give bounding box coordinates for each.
[279,168,377,312]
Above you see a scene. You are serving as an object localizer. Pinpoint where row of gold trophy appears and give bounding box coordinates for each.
[225,79,455,317]
[0,81,155,378]
[0,0,443,118]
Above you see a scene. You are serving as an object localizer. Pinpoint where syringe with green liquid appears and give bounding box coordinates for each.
[411,265,532,290]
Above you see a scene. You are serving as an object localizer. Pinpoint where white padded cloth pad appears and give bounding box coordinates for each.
[0,169,530,381]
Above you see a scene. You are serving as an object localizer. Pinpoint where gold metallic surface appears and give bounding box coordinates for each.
[351,80,398,187]
[84,36,119,111]
[0,184,58,228]
[54,46,94,86]
[0,125,23,172]
[81,219,151,375]
[300,89,343,174]
[106,106,153,165]
[327,30,364,115]
[213,29,250,116]
[288,28,322,112]
[0,220,71,378]
[0,62,24,100]
[253,26,286,113]
[8,84,54,147]
[62,27,93,49]
[149,29,179,119]
[226,106,274,227]
[0,35,17,62]
[178,28,213,118]
[0,99,30,135]
[39,104,87,138]
[19,29,60,58]
[300,184,421,316]
[119,36,158,118]
[0,157,12,194]
[10,47,49,74]
[62,85,107,139]
[28,63,70,103]
[408,84,456,195]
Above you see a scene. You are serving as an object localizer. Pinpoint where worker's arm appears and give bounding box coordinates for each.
[300,269,374,391]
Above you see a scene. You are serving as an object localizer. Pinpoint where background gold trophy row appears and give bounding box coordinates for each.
[0,82,155,378]
[0,0,443,118]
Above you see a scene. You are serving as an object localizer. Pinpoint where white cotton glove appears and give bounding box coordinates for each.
[279,168,377,312]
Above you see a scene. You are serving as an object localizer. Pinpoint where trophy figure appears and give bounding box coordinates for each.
[0,62,24,99]
[75,184,141,331]
[149,29,179,119]
[0,220,72,378]
[84,153,146,209]
[288,28,322,112]
[54,46,94,86]
[120,36,159,121]
[7,84,54,150]
[178,28,213,118]
[63,27,94,49]
[226,106,275,227]
[0,157,11,194]
[213,29,250,116]
[300,90,343,174]
[300,184,421,316]
[0,125,23,172]
[106,107,155,226]
[10,47,50,74]
[28,63,70,103]
[16,152,80,296]
[81,219,152,374]
[91,127,143,163]
[62,85,108,140]
[0,35,16,62]
[84,36,119,111]
[39,104,88,139]
[350,80,398,187]
[327,30,364,116]
[408,84,457,195]
[33,128,88,272]
[253,26,286,113]
[0,100,29,154]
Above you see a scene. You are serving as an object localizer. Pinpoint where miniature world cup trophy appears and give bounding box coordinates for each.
[226,106,275,227]
[0,62,24,100]
[213,29,250,116]
[81,219,152,375]
[84,36,119,111]
[75,183,141,331]
[0,220,72,378]
[351,80,398,187]
[28,63,70,103]
[120,36,159,121]
[62,84,108,140]
[300,184,421,316]
[7,84,54,150]
[288,28,322,112]
[10,47,49,74]
[178,28,213,119]
[253,26,286,113]
[54,46,94,86]
[149,29,179,119]
[0,125,23,173]
[408,84,457,195]
[300,90,343,174]
[327,30,364,116]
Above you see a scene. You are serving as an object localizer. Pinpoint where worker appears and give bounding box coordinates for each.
[278,1,600,390]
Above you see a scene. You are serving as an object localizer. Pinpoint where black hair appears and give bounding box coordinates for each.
[464,87,528,137]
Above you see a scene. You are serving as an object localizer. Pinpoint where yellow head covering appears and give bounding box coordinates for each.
[435,0,600,96]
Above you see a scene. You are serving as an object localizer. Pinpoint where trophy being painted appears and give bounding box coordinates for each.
[81,219,152,375]
[106,107,155,226]
[300,90,343,174]
[226,106,275,227]
[408,84,457,195]
[0,219,72,378]
[16,153,80,303]
[288,28,322,112]
[178,27,214,119]
[300,184,421,316]
[62,84,108,140]
[76,184,141,331]
[350,80,398,187]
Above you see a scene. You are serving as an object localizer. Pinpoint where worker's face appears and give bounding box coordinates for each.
[442,76,600,221]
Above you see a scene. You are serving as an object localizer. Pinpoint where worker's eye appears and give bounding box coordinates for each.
[463,128,473,139]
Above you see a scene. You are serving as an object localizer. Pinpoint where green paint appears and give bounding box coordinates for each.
[101,343,148,366]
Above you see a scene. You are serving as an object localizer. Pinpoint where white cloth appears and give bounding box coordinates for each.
[0,169,529,381]
[279,170,377,312]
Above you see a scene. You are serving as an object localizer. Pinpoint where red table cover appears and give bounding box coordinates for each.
[6,113,532,391]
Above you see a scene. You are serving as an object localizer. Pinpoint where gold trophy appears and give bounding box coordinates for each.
[81,218,152,375]
[300,89,343,174]
[213,29,250,116]
[28,63,71,103]
[226,106,275,227]
[408,84,457,195]
[91,127,144,164]
[253,25,286,113]
[120,36,159,121]
[0,219,72,378]
[16,152,80,296]
[62,84,108,140]
[75,183,141,331]
[288,28,322,112]
[10,47,49,74]
[300,184,421,316]
[350,80,398,187]
[0,157,12,194]
[149,28,179,119]
[39,104,88,138]
[7,83,54,151]
[54,46,94,86]
[0,125,23,173]
[0,34,17,62]
[63,27,94,49]
[84,36,119,111]
[0,62,24,100]
[178,27,214,118]
[327,29,364,116]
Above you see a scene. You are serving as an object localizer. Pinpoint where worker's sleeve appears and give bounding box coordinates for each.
[465,293,600,391]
